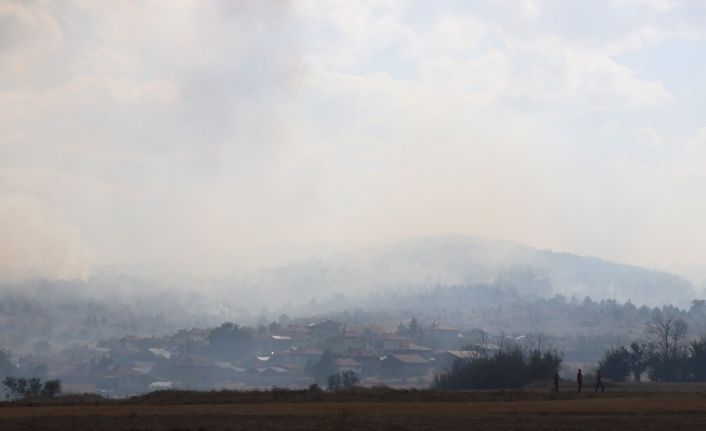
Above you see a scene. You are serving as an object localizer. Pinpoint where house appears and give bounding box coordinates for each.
[60,344,107,363]
[326,330,366,353]
[214,362,246,381]
[270,335,293,350]
[306,320,341,338]
[335,358,363,375]
[366,334,412,353]
[169,329,210,353]
[347,350,381,377]
[381,354,430,378]
[272,348,323,369]
[167,354,223,387]
[95,364,149,395]
[121,335,163,350]
[434,350,482,369]
[428,322,460,347]
[148,348,172,360]
[274,325,311,340]
[132,361,155,374]
[460,328,490,344]
[383,343,433,359]
[62,383,97,394]
[469,343,501,355]
[247,356,273,368]
[54,364,93,385]
[148,381,180,391]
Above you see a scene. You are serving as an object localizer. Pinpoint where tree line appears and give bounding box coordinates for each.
[2,377,61,399]
[434,346,563,390]
[599,312,706,382]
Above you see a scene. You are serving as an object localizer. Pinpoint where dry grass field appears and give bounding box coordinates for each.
[2,387,706,430]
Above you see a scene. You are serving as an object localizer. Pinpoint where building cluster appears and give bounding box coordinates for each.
[22,320,499,397]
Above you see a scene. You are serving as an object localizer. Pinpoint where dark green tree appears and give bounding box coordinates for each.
[41,380,61,397]
[627,342,651,382]
[207,322,255,361]
[647,313,689,381]
[340,370,359,388]
[434,347,562,390]
[396,318,422,340]
[326,371,359,391]
[598,346,631,381]
[3,377,61,399]
[306,349,338,385]
[326,372,341,391]
[689,338,706,381]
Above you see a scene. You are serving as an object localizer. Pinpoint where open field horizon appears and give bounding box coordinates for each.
[3,386,706,430]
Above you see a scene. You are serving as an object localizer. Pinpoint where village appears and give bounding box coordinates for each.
[12,319,500,397]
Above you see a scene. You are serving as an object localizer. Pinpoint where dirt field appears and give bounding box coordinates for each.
[3,390,706,430]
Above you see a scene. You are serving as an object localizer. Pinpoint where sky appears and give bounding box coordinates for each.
[1,0,706,282]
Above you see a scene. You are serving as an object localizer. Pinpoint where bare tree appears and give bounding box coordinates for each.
[647,312,688,361]
[670,319,688,358]
[627,342,651,382]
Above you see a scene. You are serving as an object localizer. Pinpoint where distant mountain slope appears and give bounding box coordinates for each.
[366,236,694,305]
[246,236,695,307]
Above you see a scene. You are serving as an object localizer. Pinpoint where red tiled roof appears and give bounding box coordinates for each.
[384,354,429,364]
[335,358,362,367]
[368,334,411,341]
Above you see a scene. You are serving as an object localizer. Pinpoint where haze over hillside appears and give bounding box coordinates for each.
[3,1,706,289]
[215,235,695,309]
[2,236,694,314]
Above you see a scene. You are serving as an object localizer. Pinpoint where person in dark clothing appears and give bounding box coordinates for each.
[552,372,560,393]
[595,370,605,393]
[577,369,583,392]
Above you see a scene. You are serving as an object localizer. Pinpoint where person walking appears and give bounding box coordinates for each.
[595,370,605,393]
[552,372,560,393]
[577,368,583,393]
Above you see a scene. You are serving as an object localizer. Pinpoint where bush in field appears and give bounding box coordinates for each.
[689,338,706,380]
[433,346,562,390]
[598,314,700,383]
[599,337,706,383]
[2,377,61,399]
[327,371,359,391]
[598,343,652,382]
[646,312,690,381]
[598,346,631,381]
[41,379,61,397]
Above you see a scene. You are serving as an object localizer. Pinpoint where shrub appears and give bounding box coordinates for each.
[3,377,62,399]
[598,346,631,381]
[434,346,562,390]
[327,371,359,391]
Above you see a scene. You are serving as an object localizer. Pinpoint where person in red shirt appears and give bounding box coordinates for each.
[577,369,583,392]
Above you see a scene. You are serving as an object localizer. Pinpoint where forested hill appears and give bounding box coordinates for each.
[240,236,695,308]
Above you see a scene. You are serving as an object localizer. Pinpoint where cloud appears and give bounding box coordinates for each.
[636,126,664,147]
[603,121,622,132]
[1,0,706,281]
[0,195,92,280]
[612,0,680,12]
[0,1,63,80]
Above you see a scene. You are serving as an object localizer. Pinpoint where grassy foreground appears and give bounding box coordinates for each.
[2,386,706,430]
